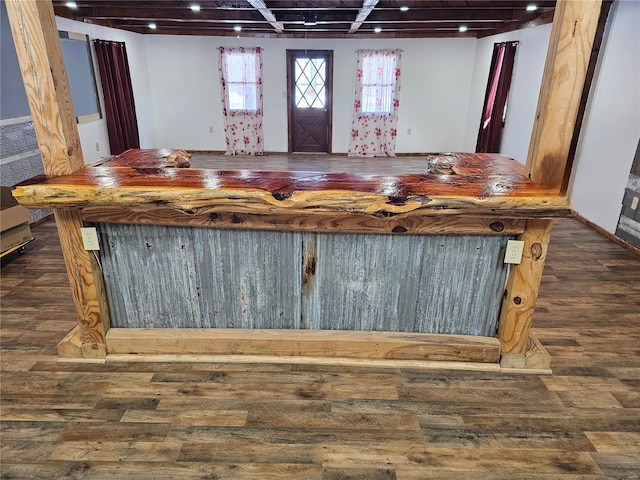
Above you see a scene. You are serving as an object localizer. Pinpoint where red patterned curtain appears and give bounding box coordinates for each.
[93,40,139,155]
[476,42,517,153]
[348,49,402,157]
[219,47,264,155]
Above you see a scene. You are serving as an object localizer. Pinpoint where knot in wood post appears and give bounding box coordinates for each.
[530,242,543,261]
[490,221,505,232]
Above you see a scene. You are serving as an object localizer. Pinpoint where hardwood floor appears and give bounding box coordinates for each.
[1,218,639,479]
[188,152,435,174]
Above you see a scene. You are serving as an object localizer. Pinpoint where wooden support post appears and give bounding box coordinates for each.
[54,210,110,357]
[498,219,553,356]
[500,0,604,368]
[525,0,603,188]
[6,0,109,357]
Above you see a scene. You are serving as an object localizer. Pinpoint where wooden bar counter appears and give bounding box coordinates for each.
[6,0,603,370]
[16,149,569,222]
[13,149,570,369]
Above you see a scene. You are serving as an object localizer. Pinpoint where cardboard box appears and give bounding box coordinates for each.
[0,186,33,253]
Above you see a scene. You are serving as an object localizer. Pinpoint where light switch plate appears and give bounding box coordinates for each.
[504,240,525,264]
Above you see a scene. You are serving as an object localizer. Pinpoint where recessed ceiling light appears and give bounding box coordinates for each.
[399,6,409,12]
[148,23,157,29]
[459,25,468,33]
[65,1,77,8]
[234,25,242,32]
[190,4,201,12]
[526,4,538,11]
[374,27,382,33]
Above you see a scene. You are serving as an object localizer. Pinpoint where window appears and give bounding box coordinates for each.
[218,47,264,155]
[349,49,402,157]
[359,51,398,114]
[221,48,261,113]
[294,57,326,109]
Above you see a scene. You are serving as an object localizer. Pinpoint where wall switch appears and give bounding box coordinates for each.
[631,196,639,210]
[407,128,412,135]
[81,227,100,251]
[95,142,100,151]
[504,239,525,264]
[209,126,214,133]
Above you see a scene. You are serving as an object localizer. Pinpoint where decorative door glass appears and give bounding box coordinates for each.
[294,58,326,109]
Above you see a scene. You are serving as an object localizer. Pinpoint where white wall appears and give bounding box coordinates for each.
[568,0,640,233]
[55,17,478,157]
[143,36,477,153]
[464,23,552,162]
[55,17,156,162]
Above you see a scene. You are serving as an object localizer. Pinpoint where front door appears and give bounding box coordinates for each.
[287,50,333,153]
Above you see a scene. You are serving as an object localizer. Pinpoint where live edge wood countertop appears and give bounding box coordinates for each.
[12,149,571,221]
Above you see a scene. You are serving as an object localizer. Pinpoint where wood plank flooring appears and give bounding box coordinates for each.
[1,218,639,479]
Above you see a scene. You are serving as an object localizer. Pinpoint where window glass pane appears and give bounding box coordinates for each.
[228,83,245,110]
[294,57,325,109]
[225,53,247,83]
[359,52,396,114]
[228,83,257,112]
[224,50,259,112]
[244,84,257,112]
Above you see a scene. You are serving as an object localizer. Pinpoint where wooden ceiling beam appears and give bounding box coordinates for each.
[477,10,555,38]
[349,0,379,34]
[51,0,558,39]
[246,0,284,33]
[366,8,555,22]
[277,11,356,22]
[52,6,265,22]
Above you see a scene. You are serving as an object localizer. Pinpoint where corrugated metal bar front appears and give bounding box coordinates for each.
[98,223,510,336]
[302,232,510,336]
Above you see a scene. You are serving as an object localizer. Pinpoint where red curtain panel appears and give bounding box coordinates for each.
[476,42,517,153]
[93,40,140,155]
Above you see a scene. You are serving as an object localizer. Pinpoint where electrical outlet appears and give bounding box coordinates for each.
[407,128,412,135]
[504,239,525,264]
[81,227,100,251]
[631,196,639,211]
[209,126,214,133]
[95,142,100,151]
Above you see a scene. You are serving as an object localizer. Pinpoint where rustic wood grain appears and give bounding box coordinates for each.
[105,328,502,363]
[5,0,109,359]
[498,219,554,354]
[54,210,109,357]
[81,206,527,235]
[4,0,84,176]
[1,216,639,478]
[12,150,571,218]
[525,0,603,187]
[500,333,552,370]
